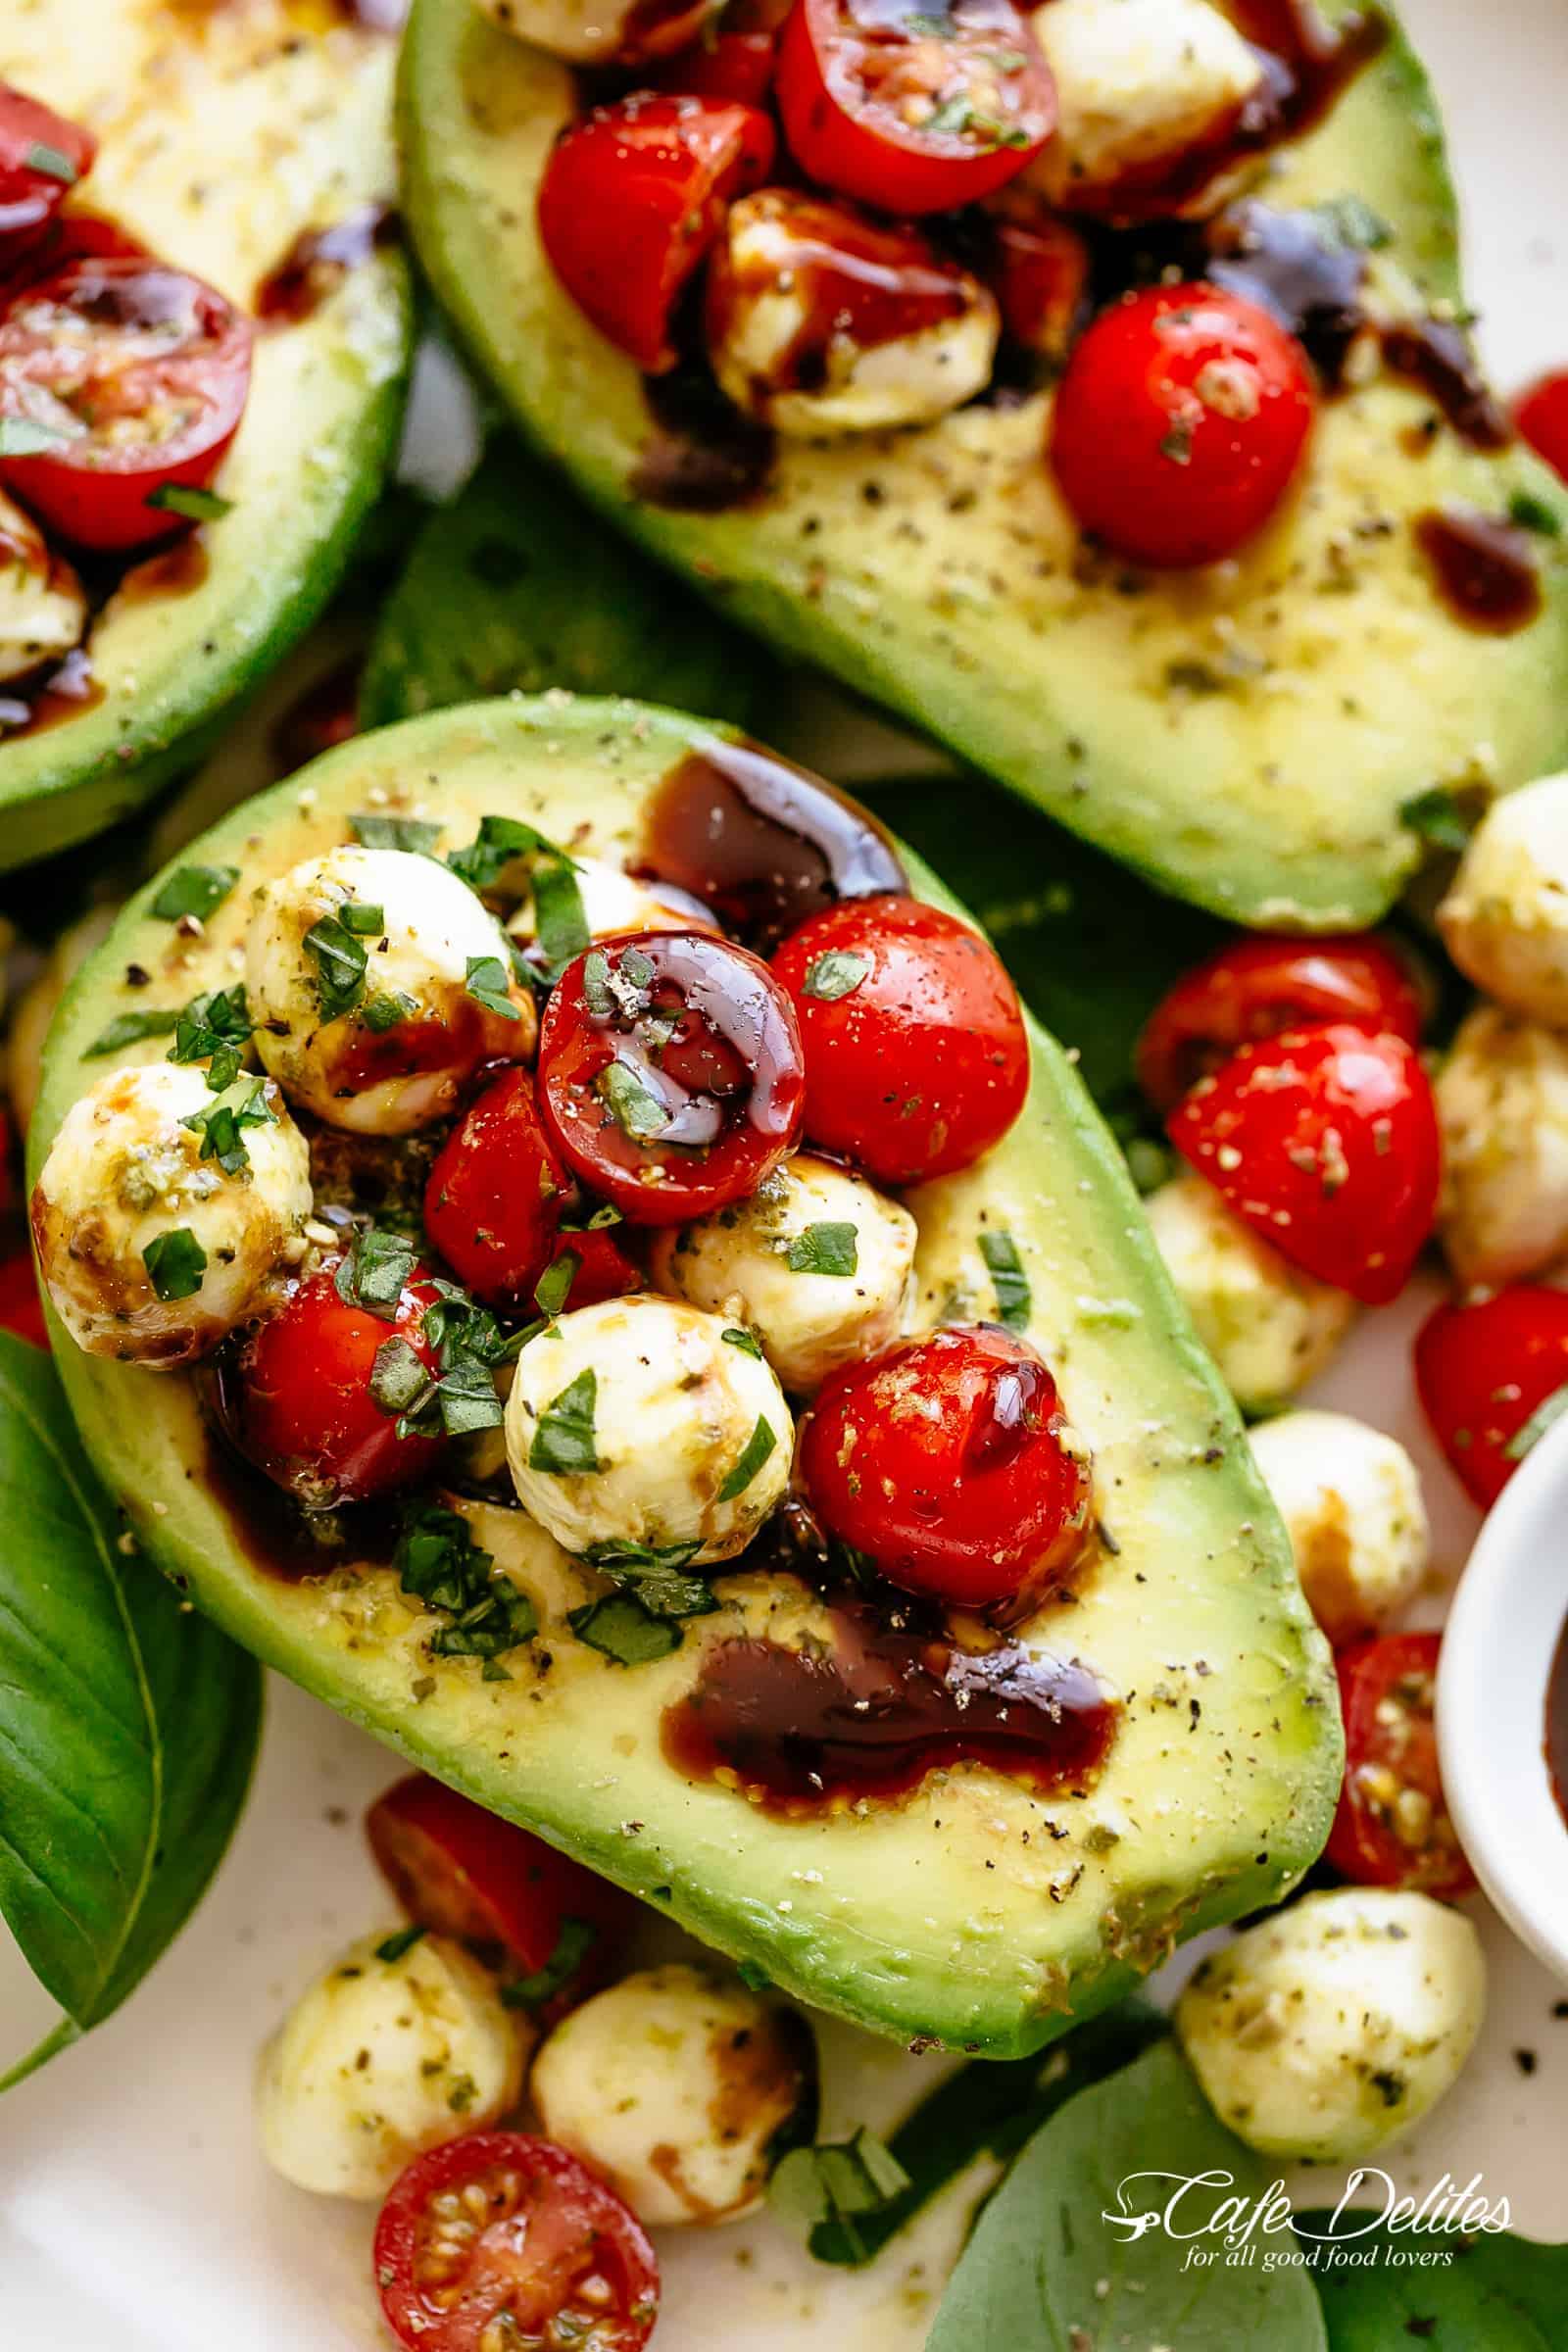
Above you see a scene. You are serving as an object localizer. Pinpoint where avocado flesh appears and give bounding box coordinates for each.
[32,698,1340,2055]
[0,0,412,870]
[398,0,1568,929]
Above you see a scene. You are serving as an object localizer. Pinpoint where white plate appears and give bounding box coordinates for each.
[5,2,1568,2339]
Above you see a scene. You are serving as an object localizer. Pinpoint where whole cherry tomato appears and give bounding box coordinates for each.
[0,256,253,550]
[772,894,1029,1186]
[1050,283,1316,567]
[1326,1632,1476,1900]
[424,1067,570,1308]
[0,82,95,261]
[798,1322,1091,1609]
[1168,1023,1439,1305]
[1415,1285,1568,1509]
[1136,932,1425,1111]
[537,930,805,1225]
[375,2133,659,2352]
[1515,371,1568,484]
[537,93,775,373]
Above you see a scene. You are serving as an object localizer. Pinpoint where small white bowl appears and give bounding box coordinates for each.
[1438,1412,1568,1983]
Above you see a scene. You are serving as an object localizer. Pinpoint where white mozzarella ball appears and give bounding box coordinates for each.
[649,1154,914,1396]
[1028,0,1265,214]
[506,1295,793,1566]
[246,845,533,1135]
[1436,1004,1568,1287]
[1248,1410,1428,1647]
[31,1060,311,1366]
[473,0,711,61]
[1177,1888,1486,2162]
[509,856,714,961]
[1145,1170,1355,1414]
[530,1964,810,2227]
[256,1930,530,2200]
[1439,772,1568,1026]
[0,488,86,684]
[707,192,999,438]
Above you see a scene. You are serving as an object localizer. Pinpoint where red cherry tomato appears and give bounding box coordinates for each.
[0,83,95,261]
[537,93,775,374]
[1515,371,1568,484]
[0,1249,49,1348]
[0,209,152,310]
[987,204,1089,358]
[0,256,253,550]
[1326,1633,1476,1900]
[1050,283,1315,568]
[1415,1285,1568,1510]
[424,1067,570,1309]
[776,0,1054,216]
[537,930,805,1226]
[225,1260,445,1505]
[771,894,1028,1186]
[375,2133,659,2352]
[798,1323,1091,1610]
[545,1221,643,1310]
[1136,932,1425,1112]
[1168,1023,1440,1306]
[367,1774,635,2018]
[657,26,779,105]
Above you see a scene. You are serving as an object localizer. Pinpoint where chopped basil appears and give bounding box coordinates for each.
[979,1229,1030,1331]
[169,984,253,1091]
[561,1200,624,1234]
[581,1536,715,1619]
[1398,786,1476,853]
[533,1250,579,1320]
[721,1326,763,1358]
[180,1077,275,1176]
[334,1226,416,1319]
[528,1367,600,1475]
[395,1502,538,1659]
[582,947,615,1019]
[428,1349,513,1437]
[350,812,444,856]
[922,92,1032,148]
[374,1924,427,1964]
[0,417,70,456]
[304,910,371,1020]
[370,1285,517,1442]
[142,1227,207,1303]
[500,1918,598,2011]
[84,1007,179,1057]
[465,954,521,1022]
[802,949,869,1004]
[567,1591,684,1665]
[363,988,417,1033]
[768,2129,912,2262]
[786,1221,858,1277]
[144,484,233,523]
[717,1414,777,1503]
[1310,193,1394,252]
[339,900,386,937]
[448,813,573,895]
[24,140,77,183]
[369,1335,429,1420]
[529,853,591,972]
[150,863,240,923]
[1509,489,1563,538]
[1503,1383,1568,1463]
[598,1057,668,1142]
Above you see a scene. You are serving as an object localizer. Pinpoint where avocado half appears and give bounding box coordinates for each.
[31,698,1341,2055]
[398,0,1568,930]
[0,1,412,871]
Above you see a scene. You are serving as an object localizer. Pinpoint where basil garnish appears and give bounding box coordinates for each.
[721,1326,762,1358]
[465,954,520,1022]
[395,1502,538,1659]
[304,909,372,1020]
[145,484,233,522]
[151,864,240,923]
[528,1367,600,1475]
[581,1537,715,1619]
[786,1221,858,1277]
[351,813,444,856]
[597,1058,668,1142]
[180,1077,275,1176]
[84,1007,179,1058]
[335,1227,416,1320]
[24,140,77,183]
[169,984,252,1092]
[716,1414,777,1503]
[533,1250,579,1320]
[567,1591,684,1665]
[803,949,869,1003]
[363,988,417,1033]
[769,2130,912,2263]
[501,1918,597,2011]
[374,1924,427,1965]
[142,1227,207,1302]
[979,1229,1030,1330]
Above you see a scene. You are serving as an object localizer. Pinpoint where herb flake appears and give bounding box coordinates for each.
[335,1227,416,1320]
[375,1924,427,1964]
[1504,1383,1568,1462]
[803,949,870,1003]
[528,1367,601,1476]
[567,1591,684,1666]
[144,484,233,523]
[786,1221,858,1277]
[142,1227,207,1302]
[151,864,239,923]
[465,954,520,1022]
[351,813,443,856]
[598,1057,668,1143]
[84,1007,179,1058]
[979,1229,1031,1330]
[501,1918,597,2011]
[717,1414,778,1504]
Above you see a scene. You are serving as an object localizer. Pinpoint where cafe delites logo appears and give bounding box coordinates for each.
[1102,2166,1513,2276]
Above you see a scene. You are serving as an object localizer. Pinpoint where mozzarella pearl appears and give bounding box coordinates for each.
[1248,1410,1428,1647]
[1027,0,1265,214]
[649,1154,915,1396]
[506,1295,793,1566]
[530,1964,810,2227]
[246,845,533,1135]
[0,487,86,684]
[1436,1004,1568,1287]
[1439,772,1568,1027]
[1145,1170,1355,1414]
[509,856,714,960]
[1177,1888,1486,2162]
[256,1930,530,2200]
[473,0,711,62]
[31,1060,311,1366]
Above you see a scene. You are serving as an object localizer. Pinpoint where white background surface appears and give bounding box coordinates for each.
[4,1,1568,2342]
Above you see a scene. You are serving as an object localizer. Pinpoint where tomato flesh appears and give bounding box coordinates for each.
[771,893,1028,1186]
[1050,283,1315,567]
[0,83,95,259]
[1326,1633,1475,1900]
[1167,1022,1440,1305]
[424,1066,571,1309]
[1136,931,1424,1111]
[1515,371,1568,484]
[537,930,805,1225]
[798,1322,1091,1610]
[657,26,780,106]
[776,0,1054,216]
[1415,1285,1568,1510]
[537,93,775,374]
[376,2133,659,2352]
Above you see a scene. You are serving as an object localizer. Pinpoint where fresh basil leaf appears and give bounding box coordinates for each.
[722,1326,763,1359]
[1508,488,1563,538]
[581,1537,715,1620]
[24,139,77,182]
[374,1924,427,1964]
[351,812,444,856]
[304,911,370,1020]
[83,1007,179,1057]
[803,949,870,1003]
[717,1413,777,1503]
[979,1230,1030,1330]
[465,954,521,1022]
[530,854,590,970]
[363,989,417,1033]
[528,1367,600,1475]
[1503,1382,1568,1462]
[169,984,253,1092]
[582,948,615,1019]
[786,1222,858,1277]
[0,418,70,456]
[339,900,385,937]
[567,1591,684,1665]
[0,1337,261,2089]
[429,1351,507,1438]
[569,1200,624,1232]
[770,2129,911,2261]
[447,814,567,895]
[1295,2211,1568,2346]
[370,1336,430,1420]
[180,1077,275,1177]
[394,1502,538,1659]
[501,1918,598,2011]
[335,1227,416,1320]
[597,1058,667,1142]
[141,1228,207,1302]
[534,1250,578,1320]
[150,864,240,923]
[1399,786,1476,853]
[144,484,233,522]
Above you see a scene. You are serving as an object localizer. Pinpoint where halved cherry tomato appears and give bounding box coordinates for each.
[1515,371,1568,484]
[1326,1632,1475,1900]
[544,1221,643,1311]
[0,209,152,311]
[776,0,1054,216]
[1136,932,1425,1112]
[537,931,805,1225]
[986,201,1089,360]
[367,1774,635,2019]
[1167,1023,1440,1306]
[771,894,1028,1186]
[1050,283,1316,568]
[223,1259,445,1505]
[1415,1285,1568,1510]
[0,1249,49,1348]
[798,1323,1091,1610]
[657,26,780,105]
[375,2133,659,2352]
[0,83,95,261]
[424,1067,570,1308]
[537,93,775,374]
[0,256,253,550]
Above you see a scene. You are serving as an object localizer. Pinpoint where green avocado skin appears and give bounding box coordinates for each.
[31,699,1342,2056]
[397,0,1568,929]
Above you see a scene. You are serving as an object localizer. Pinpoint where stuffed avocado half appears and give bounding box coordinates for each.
[398,0,1568,930]
[30,697,1340,2055]
[0,1,411,870]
